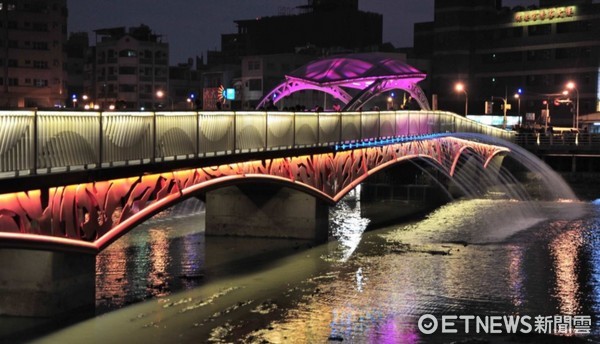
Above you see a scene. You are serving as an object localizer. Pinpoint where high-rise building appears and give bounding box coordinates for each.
[84,25,168,110]
[0,0,68,108]
[415,0,600,127]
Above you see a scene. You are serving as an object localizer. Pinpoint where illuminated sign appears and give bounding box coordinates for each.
[217,85,236,103]
[514,6,576,25]
[224,88,235,100]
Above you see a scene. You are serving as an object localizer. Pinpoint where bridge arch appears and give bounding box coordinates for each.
[0,136,509,254]
[95,175,337,251]
[96,155,454,251]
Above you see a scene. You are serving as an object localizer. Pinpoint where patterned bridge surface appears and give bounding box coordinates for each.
[0,135,508,254]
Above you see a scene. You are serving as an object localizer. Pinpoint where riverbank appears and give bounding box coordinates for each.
[560,172,600,201]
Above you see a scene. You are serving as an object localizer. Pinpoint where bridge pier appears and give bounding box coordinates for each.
[205,185,329,243]
[0,249,95,317]
[359,163,450,227]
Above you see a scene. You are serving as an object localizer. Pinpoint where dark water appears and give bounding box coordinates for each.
[29,195,600,343]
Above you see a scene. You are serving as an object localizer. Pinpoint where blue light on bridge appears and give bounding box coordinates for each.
[334,134,445,151]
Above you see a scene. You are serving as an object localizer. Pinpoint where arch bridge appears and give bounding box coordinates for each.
[0,109,513,317]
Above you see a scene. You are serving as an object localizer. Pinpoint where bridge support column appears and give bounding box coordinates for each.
[205,185,329,243]
[0,249,95,317]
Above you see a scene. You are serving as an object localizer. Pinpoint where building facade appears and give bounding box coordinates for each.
[208,0,382,65]
[415,0,600,127]
[83,25,168,110]
[168,57,203,110]
[237,53,316,109]
[0,0,68,108]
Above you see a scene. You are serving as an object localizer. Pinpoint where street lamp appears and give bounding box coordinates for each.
[156,90,173,110]
[454,82,468,116]
[566,81,579,129]
[513,93,520,117]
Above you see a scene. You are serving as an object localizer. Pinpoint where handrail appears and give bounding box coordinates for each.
[0,110,513,178]
[515,132,600,149]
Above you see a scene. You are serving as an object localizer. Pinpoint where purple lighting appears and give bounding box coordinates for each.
[257,53,430,111]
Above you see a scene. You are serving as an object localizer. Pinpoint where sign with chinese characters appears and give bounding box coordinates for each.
[514,6,576,25]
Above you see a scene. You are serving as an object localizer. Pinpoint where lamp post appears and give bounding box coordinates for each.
[513,93,520,117]
[566,81,579,129]
[492,96,508,129]
[454,82,468,116]
[156,90,173,110]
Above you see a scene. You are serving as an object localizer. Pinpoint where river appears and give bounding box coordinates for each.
[27,194,600,343]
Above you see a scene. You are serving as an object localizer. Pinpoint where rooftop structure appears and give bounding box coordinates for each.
[257,53,430,111]
[209,0,382,65]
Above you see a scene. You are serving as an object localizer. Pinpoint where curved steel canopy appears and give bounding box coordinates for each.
[257,52,430,111]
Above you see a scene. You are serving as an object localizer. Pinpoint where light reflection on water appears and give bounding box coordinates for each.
[32,198,600,343]
[95,198,205,313]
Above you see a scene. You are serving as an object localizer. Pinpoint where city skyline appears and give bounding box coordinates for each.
[68,0,537,64]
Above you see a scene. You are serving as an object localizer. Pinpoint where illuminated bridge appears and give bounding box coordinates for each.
[0,56,517,318]
[0,109,514,317]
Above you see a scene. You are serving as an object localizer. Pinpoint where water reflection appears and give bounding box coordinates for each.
[95,198,205,313]
[329,186,369,262]
[32,198,600,343]
[507,244,526,308]
[550,223,584,315]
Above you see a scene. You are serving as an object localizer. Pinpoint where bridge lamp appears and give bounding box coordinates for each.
[514,93,520,117]
[566,81,579,129]
[454,83,468,116]
[387,96,394,110]
[186,97,195,110]
[156,90,173,110]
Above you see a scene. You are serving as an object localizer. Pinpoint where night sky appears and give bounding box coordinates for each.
[68,0,537,64]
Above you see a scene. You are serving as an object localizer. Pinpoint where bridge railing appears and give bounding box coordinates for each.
[515,132,600,149]
[0,110,512,178]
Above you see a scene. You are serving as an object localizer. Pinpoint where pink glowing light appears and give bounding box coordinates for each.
[257,53,430,111]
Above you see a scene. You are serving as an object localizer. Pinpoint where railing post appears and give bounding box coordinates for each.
[152,111,157,162]
[317,111,321,146]
[359,111,363,141]
[264,111,268,151]
[378,111,381,139]
[233,111,237,153]
[292,111,296,148]
[33,110,38,174]
[98,111,103,167]
[195,111,199,157]
[338,112,342,143]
